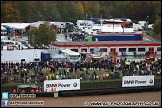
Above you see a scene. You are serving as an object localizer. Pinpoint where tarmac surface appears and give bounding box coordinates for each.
[19,31,160,43]
[2,91,161,107]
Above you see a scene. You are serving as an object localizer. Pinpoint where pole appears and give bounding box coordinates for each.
[86,14,88,20]
[113,18,114,32]
[101,14,103,31]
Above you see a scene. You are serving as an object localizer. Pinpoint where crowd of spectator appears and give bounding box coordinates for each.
[1,56,161,84]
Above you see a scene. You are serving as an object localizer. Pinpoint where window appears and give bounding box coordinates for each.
[157,47,161,51]
[100,48,107,52]
[70,55,79,60]
[138,48,145,52]
[34,59,40,61]
[119,48,127,52]
[71,49,78,52]
[81,48,87,52]
[15,42,18,45]
[128,48,136,52]
[90,48,94,53]
[21,59,25,62]
[46,55,50,58]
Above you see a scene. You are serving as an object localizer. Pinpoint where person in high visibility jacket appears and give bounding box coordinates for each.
[66,29,68,34]
[157,70,161,76]
[141,70,144,75]
[106,73,109,77]
[13,89,16,93]
[12,36,15,41]
[66,68,69,75]
[56,74,59,80]
[52,73,54,78]
[136,64,139,72]
[46,61,49,69]
[46,75,48,80]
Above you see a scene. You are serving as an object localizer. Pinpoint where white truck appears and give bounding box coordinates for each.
[1,49,42,63]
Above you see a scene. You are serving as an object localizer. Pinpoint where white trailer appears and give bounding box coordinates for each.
[138,21,146,28]
[1,49,42,63]
[55,22,66,29]
[133,23,142,31]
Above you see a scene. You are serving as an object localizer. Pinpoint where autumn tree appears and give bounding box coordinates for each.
[16,1,32,22]
[153,17,161,36]
[88,1,100,18]
[77,2,84,19]
[1,2,21,22]
[28,22,56,47]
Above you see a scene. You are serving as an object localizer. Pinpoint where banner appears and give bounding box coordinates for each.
[122,75,154,87]
[44,79,80,92]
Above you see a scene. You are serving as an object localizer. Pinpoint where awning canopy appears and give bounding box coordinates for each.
[1,23,31,30]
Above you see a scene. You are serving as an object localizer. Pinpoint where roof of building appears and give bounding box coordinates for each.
[50,41,161,45]
[1,23,31,30]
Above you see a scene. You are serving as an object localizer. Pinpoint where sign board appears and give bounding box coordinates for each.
[122,75,154,87]
[44,79,80,92]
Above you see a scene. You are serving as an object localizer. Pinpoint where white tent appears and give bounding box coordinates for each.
[1,23,31,30]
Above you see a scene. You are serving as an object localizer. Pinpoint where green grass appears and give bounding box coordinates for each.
[146,30,161,41]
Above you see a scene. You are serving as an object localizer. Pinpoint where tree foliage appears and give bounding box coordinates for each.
[1,2,21,22]
[28,22,56,47]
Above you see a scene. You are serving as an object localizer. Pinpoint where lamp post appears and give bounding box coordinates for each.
[147,16,149,30]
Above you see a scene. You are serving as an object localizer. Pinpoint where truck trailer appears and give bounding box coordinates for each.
[1,49,51,63]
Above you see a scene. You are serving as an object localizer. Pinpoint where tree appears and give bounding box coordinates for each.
[1,2,21,22]
[77,2,84,19]
[16,1,32,22]
[28,22,56,47]
[153,17,161,35]
[87,1,100,18]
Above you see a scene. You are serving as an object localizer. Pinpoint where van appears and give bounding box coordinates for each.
[13,41,28,49]
[1,40,28,49]
[1,40,14,45]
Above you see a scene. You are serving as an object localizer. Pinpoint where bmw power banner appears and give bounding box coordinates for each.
[44,79,80,92]
[122,75,154,87]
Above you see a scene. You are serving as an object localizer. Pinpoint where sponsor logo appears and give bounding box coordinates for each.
[2,100,8,106]
[149,79,153,84]
[73,82,77,87]
[46,83,71,88]
[2,92,8,99]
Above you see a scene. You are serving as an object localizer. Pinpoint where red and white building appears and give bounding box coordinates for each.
[48,41,161,58]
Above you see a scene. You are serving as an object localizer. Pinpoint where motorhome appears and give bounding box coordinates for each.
[59,49,81,63]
